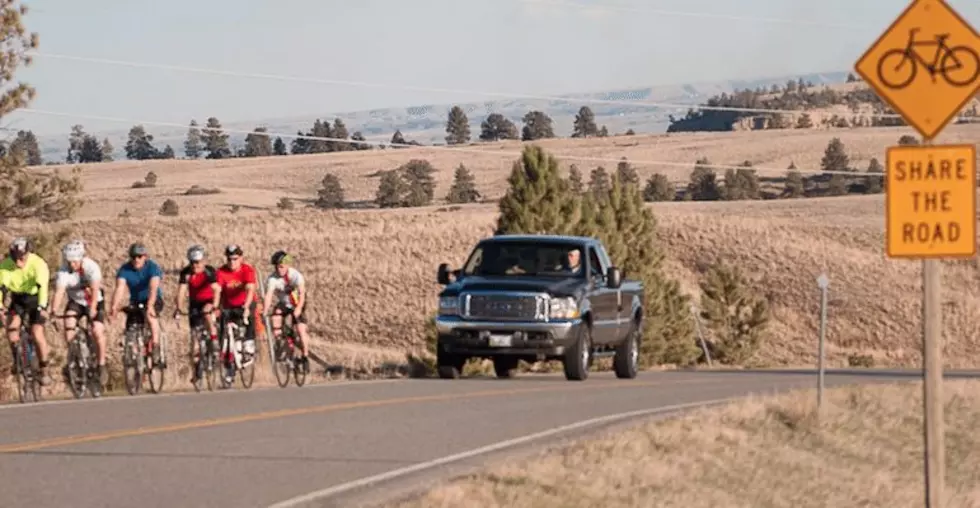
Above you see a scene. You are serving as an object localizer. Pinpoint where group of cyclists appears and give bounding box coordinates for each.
[0,237,312,391]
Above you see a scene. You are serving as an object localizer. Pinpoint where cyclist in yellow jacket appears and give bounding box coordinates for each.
[0,237,53,386]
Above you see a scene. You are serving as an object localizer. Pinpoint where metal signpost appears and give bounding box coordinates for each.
[816,273,829,411]
[853,1,980,505]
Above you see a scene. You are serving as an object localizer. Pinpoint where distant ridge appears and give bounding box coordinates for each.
[33,69,850,162]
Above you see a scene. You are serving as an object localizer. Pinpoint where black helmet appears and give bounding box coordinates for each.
[224,244,243,257]
[270,250,292,266]
[128,242,147,259]
[9,237,31,259]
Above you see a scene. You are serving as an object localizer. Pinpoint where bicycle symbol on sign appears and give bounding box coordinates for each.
[876,28,980,90]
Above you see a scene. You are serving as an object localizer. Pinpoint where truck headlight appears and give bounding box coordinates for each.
[549,297,580,320]
[438,296,459,315]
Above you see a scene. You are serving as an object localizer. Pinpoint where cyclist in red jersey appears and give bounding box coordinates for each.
[174,245,220,382]
[214,244,258,365]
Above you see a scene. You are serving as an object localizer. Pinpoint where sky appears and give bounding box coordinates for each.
[5,0,980,136]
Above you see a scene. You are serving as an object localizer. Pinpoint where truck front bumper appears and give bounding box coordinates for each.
[434,315,583,357]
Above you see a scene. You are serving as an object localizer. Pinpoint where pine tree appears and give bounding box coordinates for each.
[686,158,720,201]
[571,106,598,138]
[375,170,405,208]
[184,119,202,158]
[331,118,350,151]
[100,137,114,162]
[520,111,555,141]
[273,137,287,155]
[125,125,158,160]
[244,127,272,157]
[310,119,332,153]
[350,131,370,150]
[588,166,611,200]
[784,170,805,198]
[445,106,471,145]
[699,261,770,365]
[821,137,850,173]
[67,124,85,163]
[616,157,639,187]
[400,159,436,207]
[202,117,231,159]
[390,129,407,148]
[567,164,584,194]
[479,113,519,141]
[642,173,674,201]
[315,172,345,209]
[495,145,582,235]
[446,163,480,203]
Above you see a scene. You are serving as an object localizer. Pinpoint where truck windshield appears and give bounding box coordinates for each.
[462,241,586,277]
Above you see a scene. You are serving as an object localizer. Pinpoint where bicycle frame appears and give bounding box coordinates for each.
[901,29,958,71]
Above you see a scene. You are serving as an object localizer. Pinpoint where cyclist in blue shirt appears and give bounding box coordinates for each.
[108,243,164,365]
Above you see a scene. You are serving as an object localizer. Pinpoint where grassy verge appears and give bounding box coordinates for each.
[390,380,980,508]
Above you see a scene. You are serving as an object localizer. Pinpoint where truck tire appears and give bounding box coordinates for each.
[563,325,591,381]
[613,321,640,379]
[436,343,466,379]
[493,357,519,378]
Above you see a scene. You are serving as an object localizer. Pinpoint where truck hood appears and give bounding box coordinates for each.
[444,275,586,297]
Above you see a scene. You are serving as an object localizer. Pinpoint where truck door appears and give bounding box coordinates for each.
[587,245,618,345]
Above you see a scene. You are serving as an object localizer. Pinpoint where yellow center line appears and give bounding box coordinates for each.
[0,377,721,453]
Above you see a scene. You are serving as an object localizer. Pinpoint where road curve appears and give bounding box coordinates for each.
[0,369,970,508]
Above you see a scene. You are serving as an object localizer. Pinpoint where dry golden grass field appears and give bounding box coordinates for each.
[389,380,980,508]
[5,122,980,400]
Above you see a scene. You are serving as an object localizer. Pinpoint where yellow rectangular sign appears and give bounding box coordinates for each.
[886,144,977,258]
[854,0,980,141]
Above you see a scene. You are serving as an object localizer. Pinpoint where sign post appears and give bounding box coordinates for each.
[853,1,980,506]
[816,273,829,412]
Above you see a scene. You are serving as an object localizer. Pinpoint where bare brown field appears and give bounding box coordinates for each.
[389,380,980,508]
[5,125,980,401]
[32,122,980,220]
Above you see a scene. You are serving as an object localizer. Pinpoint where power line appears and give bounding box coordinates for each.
[519,0,874,30]
[21,107,888,177]
[29,52,935,121]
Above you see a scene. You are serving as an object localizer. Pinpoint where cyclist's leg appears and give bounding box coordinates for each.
[5,303,21,374]
[201,302,218,343]
[270,303,284,339]
[90,298,108,368]
[26,296,52,385]
[63,300,81,346]
[146,299,163,349]
[294,309,311,359]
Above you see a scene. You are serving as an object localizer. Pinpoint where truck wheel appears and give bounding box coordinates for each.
[493,357,519,378]
[614,321,640,379]
[436,346,466,379]
[563,325,591,381]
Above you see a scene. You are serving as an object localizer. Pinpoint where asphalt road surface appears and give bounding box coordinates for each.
[0,368,971,508]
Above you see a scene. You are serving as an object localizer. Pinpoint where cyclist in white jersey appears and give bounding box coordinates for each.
[51,240,108,380]
[262,250,310,373]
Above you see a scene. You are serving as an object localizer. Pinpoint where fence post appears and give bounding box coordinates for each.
[816,273,829,412]
[690,303,712,367]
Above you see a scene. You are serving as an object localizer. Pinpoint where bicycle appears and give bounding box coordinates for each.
[56,311,103,399]
[271,308,307,388]
[2,306,43,404]
[217,307,255,390]
[174,307,219,393]
[119,302,167,395]
[877,28,980,90]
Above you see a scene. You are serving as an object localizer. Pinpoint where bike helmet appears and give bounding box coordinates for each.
[62,240,86,262]
[224,244,243,257]
[128,242,148,259]
[270,250,292,266]
[187,244,205,262]
[8,237,30,259]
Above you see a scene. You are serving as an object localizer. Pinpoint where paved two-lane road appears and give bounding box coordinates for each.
[0,369,968,508]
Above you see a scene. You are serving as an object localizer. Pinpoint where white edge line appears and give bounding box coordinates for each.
[266,396,738,508]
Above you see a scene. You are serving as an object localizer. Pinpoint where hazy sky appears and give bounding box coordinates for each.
[6,0,980,136]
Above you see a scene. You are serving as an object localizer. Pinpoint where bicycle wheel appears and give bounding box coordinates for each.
[24,336,42,403]
[13,340,26,403]
[206,341,218,392]
[293,338,307,388]
[85,332,102,399]
[239,342,255,389]
[66,337,87,399]
[942,45,980,87]
[123,329,142,395]
[273,337,291,388]
[877,49,916,89]
[148,337,165,394]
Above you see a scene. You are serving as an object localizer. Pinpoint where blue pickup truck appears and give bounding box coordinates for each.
[434,234,644,381]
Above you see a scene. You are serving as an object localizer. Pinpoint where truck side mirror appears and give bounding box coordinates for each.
[437,263,452,285]
[606,266,622,289]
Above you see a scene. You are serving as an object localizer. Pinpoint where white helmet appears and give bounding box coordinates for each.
[62,240,85,262]
[187,244,205,262]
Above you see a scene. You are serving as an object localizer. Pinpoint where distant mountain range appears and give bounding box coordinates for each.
[34,70,851,163]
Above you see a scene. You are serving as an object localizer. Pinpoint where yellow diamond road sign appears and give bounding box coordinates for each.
[854,0,980,140]
[885,144,977,258]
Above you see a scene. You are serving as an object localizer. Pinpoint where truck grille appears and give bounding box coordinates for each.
[464,293,544,320]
